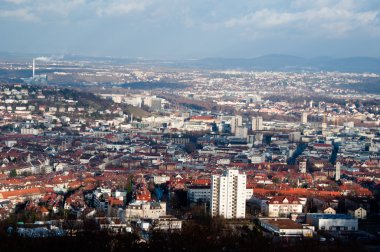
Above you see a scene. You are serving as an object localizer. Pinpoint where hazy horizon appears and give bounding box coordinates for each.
[1,0,380,59]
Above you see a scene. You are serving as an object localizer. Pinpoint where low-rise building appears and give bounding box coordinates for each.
[187,186,211,203]
[348,207,367,219]
[306,213,358,231]
[265,196,303,217]
[259,218,314,237]
[125,201,166,220]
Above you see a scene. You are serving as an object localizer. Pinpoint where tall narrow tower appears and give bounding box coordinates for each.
[231,115,242,134]
[335,162,341,181]
[301,112,308,124]
[252,116,263,131]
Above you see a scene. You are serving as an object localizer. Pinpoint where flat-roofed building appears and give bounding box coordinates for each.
[211,169,247,219]
[306,213,358,231]
[259,218,314,237]
[187,186,211,203]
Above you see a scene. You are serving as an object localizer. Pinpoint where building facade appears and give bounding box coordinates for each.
[252,117,263,131]
[266,196,303,217]
[210,170,247,219]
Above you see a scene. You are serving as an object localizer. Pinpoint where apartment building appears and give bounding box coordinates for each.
[210,169,247,219]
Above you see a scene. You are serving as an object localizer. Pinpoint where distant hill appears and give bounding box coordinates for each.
[188,55,380,73]
[1,52,379,73]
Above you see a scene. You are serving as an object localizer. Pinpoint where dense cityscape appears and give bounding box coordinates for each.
[0,56,378,251]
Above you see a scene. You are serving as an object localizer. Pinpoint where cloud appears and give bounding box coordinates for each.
[95,0,151,17]
[3,0,30,4]
[0,0,86,21]
[35,0,86,17]
[0,8,38,21]
[223,6,380,37]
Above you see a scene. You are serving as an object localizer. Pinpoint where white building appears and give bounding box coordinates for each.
[323,207,336,215]
[252,116,263,131]
[235,126,248,138]
[210,169,247,219]
[230,115,243,134]
[21,128,39,135]
[125,201,166,220]
[348,207,367,219]
[265,196,303,217]
[301,112,308,124]
[259,218,314,237]
[306,213,358,231]
[299,160,307,174]
[152,175,171,185]
[335,162,341,181]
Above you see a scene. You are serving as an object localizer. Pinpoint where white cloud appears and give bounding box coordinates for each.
[96,0,151,17]
[223,6,380,37]
[3,0,30,4]
[0,8,38,21]
[35,0,86,17]
[0,0,86,22]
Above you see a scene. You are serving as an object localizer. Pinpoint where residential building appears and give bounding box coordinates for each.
[252,116,263,131]
[265,196,303,217]
[125,201,166,220]
[210,169,247,219]
[187,186,211,203]
[348,207,367,219]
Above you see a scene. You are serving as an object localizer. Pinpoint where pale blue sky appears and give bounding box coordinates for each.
[0,0,379,59]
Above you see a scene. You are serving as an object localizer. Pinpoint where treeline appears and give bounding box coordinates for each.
[0,217,368,252]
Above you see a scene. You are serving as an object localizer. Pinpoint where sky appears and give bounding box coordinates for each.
[0,0,380,59]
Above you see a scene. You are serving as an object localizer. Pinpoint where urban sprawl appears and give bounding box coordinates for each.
[0,59,379,250]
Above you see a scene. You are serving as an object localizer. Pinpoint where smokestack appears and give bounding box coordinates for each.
[32,58,35,78]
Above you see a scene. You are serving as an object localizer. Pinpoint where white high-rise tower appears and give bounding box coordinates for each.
[335,162,341,181]
[252,116,263,131]
[211,170,247,219]
[230,115,242,134]
[301,112,308,124]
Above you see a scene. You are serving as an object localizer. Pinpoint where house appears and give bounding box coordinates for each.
[125,201,166,220]
[265,196,303,217]
[323,207,336,215]
[348,207,367,219]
